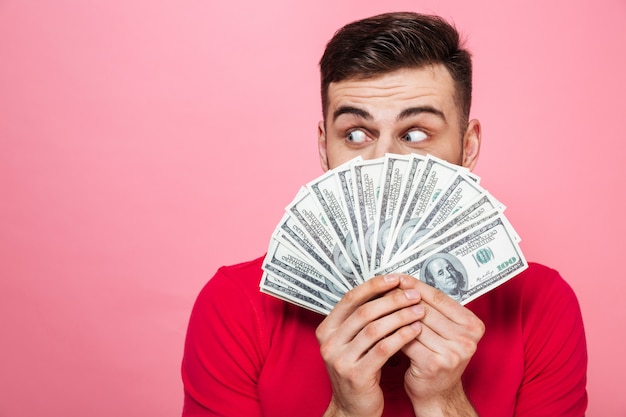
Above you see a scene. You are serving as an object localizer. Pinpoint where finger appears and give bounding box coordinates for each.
[398,275,457,313]
[398,275,484,338]
[318,285,422,356]
[349,302,425,359]
[359,317,423,372]
[401,308,482,371]
[411,318,450,355]
[402,323,475,373]
[337,286,422,343]
[318,274,410,341]
[329,305,424,376]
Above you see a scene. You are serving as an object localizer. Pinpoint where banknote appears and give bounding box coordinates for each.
[286,188,361,289]
[260,268,334,314]
[385,156,461,262]
[380,154,428,263]
[335,160,365,271]
[392,172,487,258]
[351,159,385,276]
[382,215,527,305]
[307,158,364,283]
[263,238,343,303]
[371,154,412,272]
[376,209,504,276]
[261,154,527,314]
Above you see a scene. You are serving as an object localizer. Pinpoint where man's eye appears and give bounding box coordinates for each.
[346,130,368,143]
[402,130,428,143]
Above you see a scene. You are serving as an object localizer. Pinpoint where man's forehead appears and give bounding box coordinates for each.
[329,65,454,89]
[326,66,457,111]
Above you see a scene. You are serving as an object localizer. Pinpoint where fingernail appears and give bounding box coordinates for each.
[405,289,420,299]
[384,273,401,283]
[411,305,424,315]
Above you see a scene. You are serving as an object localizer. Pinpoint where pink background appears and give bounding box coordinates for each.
[1,0,625,415]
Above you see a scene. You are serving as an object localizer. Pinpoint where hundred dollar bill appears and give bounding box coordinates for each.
[378,209,504,275]
[263,238,344,304]
[381,154,428,263]
[423,190,520,244]
[385,155,460,262]
[352,158,384,277]
[307,158,364,283]
[383,215,528,305]
[371,154,411,272]
[260,268,333,315]
[271,212,350,292]
[414,192,506,245]
[335,159,366,274]
[393,172,487,258]
[286,187,361,289]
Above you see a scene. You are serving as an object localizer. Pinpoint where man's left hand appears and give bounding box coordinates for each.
[397,275,484,416]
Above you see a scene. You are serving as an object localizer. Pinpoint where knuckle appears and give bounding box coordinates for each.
[393,289,409,304]
[401,305,420,321]
[456,311,485,337]
[362,321,382,339]
[398,322,420,339]
[438,349,463,371]
[464,334,479,354]
[432,288,447,305]
[455,335,478,360]
[463,314,485,337]
[400,274,418,286]
[315,324,326,342]
[341,287,359,304]
[475,317,486,336]
[373,338,393,357]
[447,350,463,368]
[354,305,373,322]
[318,341,334,360]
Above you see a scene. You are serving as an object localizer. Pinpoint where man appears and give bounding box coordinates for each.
[182,12,587,416]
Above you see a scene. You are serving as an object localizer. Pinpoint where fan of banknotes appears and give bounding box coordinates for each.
[260,153,527,315]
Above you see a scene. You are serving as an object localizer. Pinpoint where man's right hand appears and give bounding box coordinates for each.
[316,274,425,417]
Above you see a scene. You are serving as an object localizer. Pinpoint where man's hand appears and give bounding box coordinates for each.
[398,276,485,416]
[316,274,425,417]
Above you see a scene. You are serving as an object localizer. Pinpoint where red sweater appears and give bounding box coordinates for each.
[182,258,587,416]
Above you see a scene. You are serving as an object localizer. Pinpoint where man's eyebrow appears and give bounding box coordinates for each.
[397,106,446,122]
[332,106,373,122]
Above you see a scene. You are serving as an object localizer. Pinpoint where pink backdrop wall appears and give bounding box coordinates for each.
[1,1,625,415]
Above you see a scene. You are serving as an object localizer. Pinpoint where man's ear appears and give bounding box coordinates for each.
[318,120,330,172]
[462,119,481,171]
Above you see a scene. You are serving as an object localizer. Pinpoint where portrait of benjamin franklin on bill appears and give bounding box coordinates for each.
[420,253,468,301]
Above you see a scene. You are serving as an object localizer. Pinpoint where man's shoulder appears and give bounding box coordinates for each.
[191,254,320,334]
[515,261,578,301]
[203,254,266,295]
[216,255,265,278]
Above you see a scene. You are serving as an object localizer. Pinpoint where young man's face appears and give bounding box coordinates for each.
[318,65,481,171]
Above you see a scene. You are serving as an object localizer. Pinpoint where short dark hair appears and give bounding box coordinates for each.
[319,12,472,128]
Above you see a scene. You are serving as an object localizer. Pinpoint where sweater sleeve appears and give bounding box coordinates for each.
[181,266,268,416]
[515,264,588,416]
